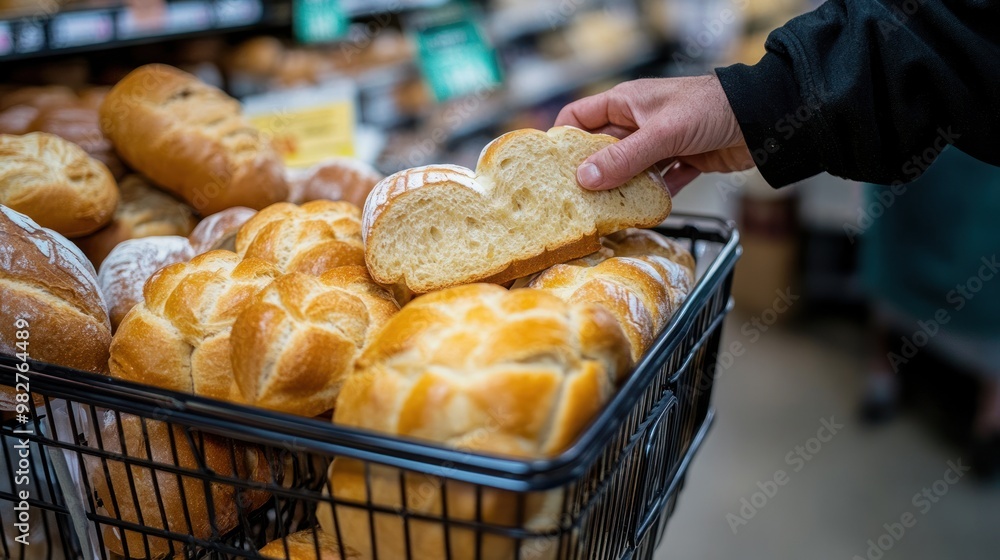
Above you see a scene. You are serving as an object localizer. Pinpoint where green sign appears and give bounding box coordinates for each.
[294,0,348,43]
[410,4,503,101]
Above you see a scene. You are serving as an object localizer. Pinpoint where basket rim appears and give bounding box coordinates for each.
[0,213,740,491]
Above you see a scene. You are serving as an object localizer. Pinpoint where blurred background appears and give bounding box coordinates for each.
[1,0,997,558]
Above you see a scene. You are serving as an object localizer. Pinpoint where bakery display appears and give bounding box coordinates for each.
[90,413,273,559]
[99,64,288,215]
[0,132,118,237]
[108,251,281,402]
[75,174,197,268]
[188,206,257,253]
[362,126,673,294]
[0,85,77,111]
[319,283,630,560]
[0,104,39,135]
[230,266,398,417]
[29,104,126,179]
[235,201,366,276]
[97,236,197,331]
[526,229,696,360]
[258,529,354,559]
[286,158,384,208]
[0,205,111,381]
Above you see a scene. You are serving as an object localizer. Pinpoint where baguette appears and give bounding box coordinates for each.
[362,126,672,293]
[99,64,288,215]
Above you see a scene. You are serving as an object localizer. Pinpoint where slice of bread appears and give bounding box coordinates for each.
[362,126,673,293]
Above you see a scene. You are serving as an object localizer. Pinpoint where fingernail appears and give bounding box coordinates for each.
[578,162,602,189]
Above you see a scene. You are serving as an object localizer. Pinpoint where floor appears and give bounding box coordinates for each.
[654,314,1000,560]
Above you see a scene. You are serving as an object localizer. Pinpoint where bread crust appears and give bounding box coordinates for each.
[286,158,383,208]
[0,132,118,237]
[258,528,355,559]
[99,64,288,215]
[188,206,257,253]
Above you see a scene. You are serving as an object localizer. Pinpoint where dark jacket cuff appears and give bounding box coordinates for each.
[716,52,824,188]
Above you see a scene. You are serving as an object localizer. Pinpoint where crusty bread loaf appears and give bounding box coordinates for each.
[0,86,77,111]
[97,236,196,331]
[99,64,288,215]
[0,105,39,135]
[362,126,673,293]
[108,251,280,402]
[76,174,197,268]
[0,132,118,237]
[526,229,695,361]
[286,158,384,208]
[235,201,365,275]
[320,284,630,560]
[259,529,355,560]
[29,104,126,179]
[231,267,398,417]
[188,206,256,253]
[0,206,112,409]
[90,413,273,559]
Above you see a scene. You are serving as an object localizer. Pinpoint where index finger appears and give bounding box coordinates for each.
[554,92,613,131]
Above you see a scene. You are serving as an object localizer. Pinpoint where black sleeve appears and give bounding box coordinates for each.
[715,0,1000,188]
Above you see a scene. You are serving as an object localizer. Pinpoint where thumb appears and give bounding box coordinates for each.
[577,127,663,191]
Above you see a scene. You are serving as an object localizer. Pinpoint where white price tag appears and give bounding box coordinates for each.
[50,11,114,48]
[165,1,212,33]
[14,22,44,53]
[215,0,263,27]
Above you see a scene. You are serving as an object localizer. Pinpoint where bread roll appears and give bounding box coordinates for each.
[258,529,355,560]
[228,36,285,76]
[108,251,280,402]
[235,201,365,275]
[320,284,631,560]
[75,174,197,268]
[90,413,273,559]
[97,236,196,331]
[362,126,673,294]
[230,267,398,417]
[99,64,288,215]
[29,104,126,179]
[0,86,77,111]
[78,86,111,109]
[188,206,256,253]
[287,158,384,208]
[0,132,118,237]
[0,104,39,135]
[526,229,695,361]
[0,206,112,409]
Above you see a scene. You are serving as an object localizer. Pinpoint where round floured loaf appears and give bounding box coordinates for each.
[75,174,197,268]
[320,283,631,560]
[286,157,384,208]
[188,206,257,253]
[99,64,288,215]
[0,205,111,374]
[258,529,356,560]
[0,132,118,237]
[90,412,274,559]
[362,126,673,294]
[526,229,695,361]
[235,200,365,276]
[108,250,280,402]
[230,266,398,417]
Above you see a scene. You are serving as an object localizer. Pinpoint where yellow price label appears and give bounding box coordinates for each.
[249,99,354,168]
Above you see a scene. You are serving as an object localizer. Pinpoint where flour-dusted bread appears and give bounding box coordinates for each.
[526,229,695,361]
[286,157,384,208]
[97,236,197,331]
[99,64,288,215]
[362,126,673,293]
[319,283,630,560]
[108,251,280,402]
[235,201,365,276]
[0,132,118,237]
[75,174,197,268]
[0,206,112,409]
[188,206,257,253]
[90,413,274,559]
[230,267,398,417]
[258,528,356,560]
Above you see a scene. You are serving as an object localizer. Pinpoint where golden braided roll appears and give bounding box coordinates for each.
[235,201,365,276]
[320,283,631,560]
[258,529,356,560]
[230,266,399,417]
[526,229,695,361]
[108,250,280,402]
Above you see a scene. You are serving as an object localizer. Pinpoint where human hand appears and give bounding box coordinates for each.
[555,75,754,195]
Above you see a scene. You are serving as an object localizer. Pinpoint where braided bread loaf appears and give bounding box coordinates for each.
[259,529,355,560]
[230,266,398,417]
[527,229,695,361]
[108,250,280,402]
[235,201,365,276]
[320,283,631,560]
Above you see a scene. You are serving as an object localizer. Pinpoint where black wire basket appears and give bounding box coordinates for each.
[0,214,740,560]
